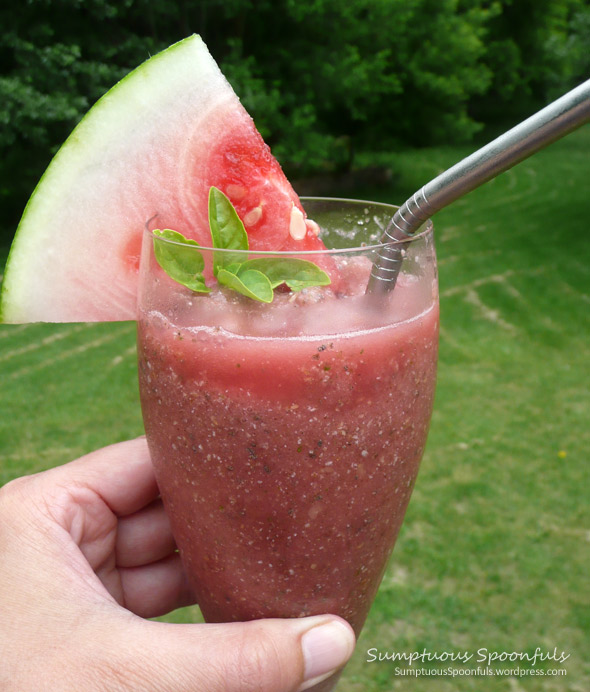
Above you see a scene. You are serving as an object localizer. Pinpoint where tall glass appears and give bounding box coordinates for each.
[137,198,438,691]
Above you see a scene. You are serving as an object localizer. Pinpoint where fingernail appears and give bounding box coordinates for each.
[298,619,355,691]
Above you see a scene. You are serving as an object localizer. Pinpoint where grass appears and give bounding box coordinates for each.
[1,127,589,691]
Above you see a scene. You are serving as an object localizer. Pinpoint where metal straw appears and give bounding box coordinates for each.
[367,78,590,294]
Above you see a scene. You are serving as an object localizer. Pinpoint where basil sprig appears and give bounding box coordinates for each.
[153,187,330,303]
[152,229,210,293]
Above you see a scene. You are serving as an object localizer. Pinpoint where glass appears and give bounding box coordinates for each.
[137,198,438,691]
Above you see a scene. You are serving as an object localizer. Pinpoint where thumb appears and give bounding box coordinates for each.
[106,613,356,692]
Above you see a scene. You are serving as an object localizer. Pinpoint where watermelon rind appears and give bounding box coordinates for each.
[0,35,241,323]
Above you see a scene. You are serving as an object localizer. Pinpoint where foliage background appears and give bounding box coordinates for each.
[1,0,590,245]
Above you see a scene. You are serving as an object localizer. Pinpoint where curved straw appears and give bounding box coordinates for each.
[367,78,590,294]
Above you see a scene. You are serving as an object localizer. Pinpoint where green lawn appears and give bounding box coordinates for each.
[1,128,589,691]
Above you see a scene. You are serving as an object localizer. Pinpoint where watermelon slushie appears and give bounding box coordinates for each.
[137,198,438,690]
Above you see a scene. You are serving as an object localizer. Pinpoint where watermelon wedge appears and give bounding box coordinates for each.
[0,35,326,324]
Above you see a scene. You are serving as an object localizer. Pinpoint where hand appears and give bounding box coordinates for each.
[0,437,355,692]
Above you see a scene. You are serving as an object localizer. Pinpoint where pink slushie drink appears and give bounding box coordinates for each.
[137,198,438,690]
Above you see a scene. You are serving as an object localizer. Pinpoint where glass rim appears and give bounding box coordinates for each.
[144,196,433,257]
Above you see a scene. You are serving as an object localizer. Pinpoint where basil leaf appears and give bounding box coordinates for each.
[152,190,332,302]
[239,257,331,291]
[217,267,274,303]
[208,186,249,271]
[153,229,210,293]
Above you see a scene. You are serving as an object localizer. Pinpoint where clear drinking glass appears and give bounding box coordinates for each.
[137,198,438,691]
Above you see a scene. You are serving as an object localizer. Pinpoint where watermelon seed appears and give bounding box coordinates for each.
[243,205,263,226]
[225,184,247,201]
[289,205,307,240]
[306,219,321,237]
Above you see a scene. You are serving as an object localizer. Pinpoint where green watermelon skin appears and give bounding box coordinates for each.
[1,35,318,323]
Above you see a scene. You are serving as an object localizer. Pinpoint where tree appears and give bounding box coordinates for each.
[219,0,495,169]
[1,0,586,244]
[0,0,163,236]
[544,2,590,97]
[469,0,588,123]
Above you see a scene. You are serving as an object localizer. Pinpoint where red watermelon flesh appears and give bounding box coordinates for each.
[0,36,330,324]
[127,103,327,272]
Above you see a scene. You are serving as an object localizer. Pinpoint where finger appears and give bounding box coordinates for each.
[118,553,195,618]
[116,499,176,568]
[49,437,159,517]
[103,614,356,692]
